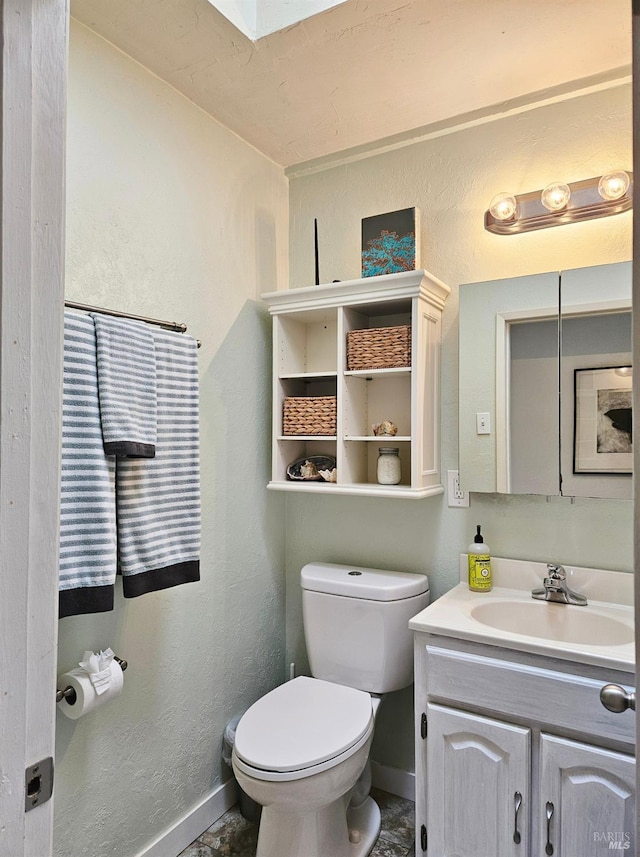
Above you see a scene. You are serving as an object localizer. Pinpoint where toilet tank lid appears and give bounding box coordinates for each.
[301,562,429,601]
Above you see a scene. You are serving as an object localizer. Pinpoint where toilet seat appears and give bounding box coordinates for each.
[233,676,374,782]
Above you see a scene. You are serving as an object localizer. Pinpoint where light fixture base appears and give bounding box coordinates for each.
[484,173,633,235]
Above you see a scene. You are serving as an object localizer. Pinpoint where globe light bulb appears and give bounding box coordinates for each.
[598,171,630,201]
[489,192,517,221]
[541,182,571,212]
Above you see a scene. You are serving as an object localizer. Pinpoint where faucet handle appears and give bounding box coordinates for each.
[546,563,565,579]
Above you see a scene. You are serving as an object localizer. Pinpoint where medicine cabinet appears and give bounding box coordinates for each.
[262,269,450,498]
[459,261,631,500]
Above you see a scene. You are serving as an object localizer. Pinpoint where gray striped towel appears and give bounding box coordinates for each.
[116,328,200,597]
[59,311,117,618]
[90,313,157,458]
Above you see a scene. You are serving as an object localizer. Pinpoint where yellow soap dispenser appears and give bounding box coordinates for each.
[468,525,492,592]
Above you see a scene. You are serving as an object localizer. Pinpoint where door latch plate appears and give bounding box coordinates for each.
[25,757,54,812]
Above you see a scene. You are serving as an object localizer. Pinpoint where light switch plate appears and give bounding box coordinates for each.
[476,412,491,434]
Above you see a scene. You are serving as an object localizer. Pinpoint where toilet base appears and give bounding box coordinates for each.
[254,793,381,857]
[347,796,381,855]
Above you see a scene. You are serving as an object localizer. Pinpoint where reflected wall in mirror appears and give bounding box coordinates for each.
[459,261,631,499]
[560,262,631,499]
[508,317,559,494]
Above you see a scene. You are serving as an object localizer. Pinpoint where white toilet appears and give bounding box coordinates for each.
[232,562,430,857]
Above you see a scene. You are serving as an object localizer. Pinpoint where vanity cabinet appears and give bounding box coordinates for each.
[414,637,636,857]
[261,269,450,498]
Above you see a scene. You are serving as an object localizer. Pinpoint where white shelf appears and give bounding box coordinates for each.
[264,271,450,498]
[279,371,338,380]
[345,436,411,442]
[344,367,411,378]
[267,480,445,499]
[277,435,337,441]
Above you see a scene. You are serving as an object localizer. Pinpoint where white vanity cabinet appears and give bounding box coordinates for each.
[414,637,636,857]
[262,269,450,498]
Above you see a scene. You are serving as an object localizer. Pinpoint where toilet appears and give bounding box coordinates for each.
[232,562,430,857]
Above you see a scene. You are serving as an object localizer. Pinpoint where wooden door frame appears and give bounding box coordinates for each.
[0,1,67,854]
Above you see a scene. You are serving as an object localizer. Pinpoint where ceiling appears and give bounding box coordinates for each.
[71,0,631,170]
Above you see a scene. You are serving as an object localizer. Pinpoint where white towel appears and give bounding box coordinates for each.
[59,311,117,618]
[91,313,157,458]
[115,328,200,597]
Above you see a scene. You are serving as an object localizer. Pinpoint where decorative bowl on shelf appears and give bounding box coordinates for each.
[286,455,337,482]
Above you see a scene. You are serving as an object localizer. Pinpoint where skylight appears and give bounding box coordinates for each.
[207,0,348,40]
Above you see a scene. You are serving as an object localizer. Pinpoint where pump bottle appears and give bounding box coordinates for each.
[468,525,492,592]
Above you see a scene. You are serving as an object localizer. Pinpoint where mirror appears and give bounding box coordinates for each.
[459,261,631,499]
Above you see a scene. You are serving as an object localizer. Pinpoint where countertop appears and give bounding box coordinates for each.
[409,556,635,672]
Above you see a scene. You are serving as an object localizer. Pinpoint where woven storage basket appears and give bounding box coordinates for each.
[283,396,337,436]
[347,324,411,371]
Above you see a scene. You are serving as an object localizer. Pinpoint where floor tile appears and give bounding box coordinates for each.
[370,835,413,857]
[178,845,217,857]
[371,788,415,849]
[198,805,259,856]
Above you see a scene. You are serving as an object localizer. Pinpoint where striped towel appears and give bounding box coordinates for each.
[116,328,201,597]
[59,312,117,618]
[90,313,157,458]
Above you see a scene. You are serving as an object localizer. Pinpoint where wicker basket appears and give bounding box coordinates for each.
[347,324,412,371]
[283,396,337,436]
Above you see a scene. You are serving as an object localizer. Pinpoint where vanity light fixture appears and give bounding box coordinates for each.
[484,171,633,235]
[540,182,571,212]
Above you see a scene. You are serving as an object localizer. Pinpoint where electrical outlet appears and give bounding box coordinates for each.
[447,470,469,508]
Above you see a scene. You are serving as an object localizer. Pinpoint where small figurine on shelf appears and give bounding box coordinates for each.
[300,460,319,479]
[372,420,398,437]
[319,468,337,482]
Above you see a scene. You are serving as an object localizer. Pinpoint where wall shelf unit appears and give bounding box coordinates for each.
[262,269,450,498]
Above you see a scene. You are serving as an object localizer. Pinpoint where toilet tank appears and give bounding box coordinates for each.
[301,562,430,694]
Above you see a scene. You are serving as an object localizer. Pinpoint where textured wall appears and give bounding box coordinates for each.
[55,21,288,857]
[287,84,633,774]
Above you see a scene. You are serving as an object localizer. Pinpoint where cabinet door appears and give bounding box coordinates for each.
[539,734,635,856]
[426,704,530,857]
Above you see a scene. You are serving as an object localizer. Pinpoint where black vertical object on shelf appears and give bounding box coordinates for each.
[314,218,320,285]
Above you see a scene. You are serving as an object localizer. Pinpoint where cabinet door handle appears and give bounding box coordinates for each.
[513,791,522,844]
[545,801,554,856]
[600,683,636,713]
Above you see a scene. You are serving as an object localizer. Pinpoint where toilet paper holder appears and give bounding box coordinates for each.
[56,656,128,704]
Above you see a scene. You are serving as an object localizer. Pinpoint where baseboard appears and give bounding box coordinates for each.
[371,760,415,802]
[135,777,239,857]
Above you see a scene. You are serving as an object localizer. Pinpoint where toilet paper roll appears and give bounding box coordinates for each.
[57,659,124,719]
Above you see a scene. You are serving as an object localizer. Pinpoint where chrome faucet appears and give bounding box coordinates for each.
[532,564,588,606]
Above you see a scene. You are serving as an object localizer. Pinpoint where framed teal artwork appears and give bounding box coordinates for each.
[361,207,420,277]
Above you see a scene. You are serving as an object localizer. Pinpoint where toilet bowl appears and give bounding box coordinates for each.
[232,676,381,857]
[232,562,430,857]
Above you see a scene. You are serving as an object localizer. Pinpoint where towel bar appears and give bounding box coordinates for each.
[56,656,128,704]
[64,300,201,347]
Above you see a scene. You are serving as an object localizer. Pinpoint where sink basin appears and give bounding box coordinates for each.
[470,600,634,646]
